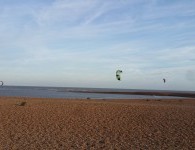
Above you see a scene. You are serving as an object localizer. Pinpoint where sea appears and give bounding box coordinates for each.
[0,86,192,99]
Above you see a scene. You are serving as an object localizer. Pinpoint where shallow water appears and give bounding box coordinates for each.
[0,86,189,99]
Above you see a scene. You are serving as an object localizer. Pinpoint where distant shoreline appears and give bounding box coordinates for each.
[70,90,195,98]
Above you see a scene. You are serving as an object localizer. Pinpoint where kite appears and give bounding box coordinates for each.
[116,70,123,81]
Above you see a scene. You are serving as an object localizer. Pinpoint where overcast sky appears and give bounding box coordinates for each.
[0,0,195,91]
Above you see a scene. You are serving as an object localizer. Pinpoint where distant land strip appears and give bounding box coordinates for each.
[68,91,195,98]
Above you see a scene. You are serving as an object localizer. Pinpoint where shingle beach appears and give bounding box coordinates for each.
[0,97,194,149]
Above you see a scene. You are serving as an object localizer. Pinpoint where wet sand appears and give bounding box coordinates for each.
[0,97,194,149]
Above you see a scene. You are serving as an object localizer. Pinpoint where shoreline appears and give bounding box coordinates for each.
[0,96,194,149]
[69,90,195,98]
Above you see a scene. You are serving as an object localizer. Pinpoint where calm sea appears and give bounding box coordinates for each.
[0,86,191,99]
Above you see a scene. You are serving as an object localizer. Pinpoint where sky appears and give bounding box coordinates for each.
[0,0,195,91]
